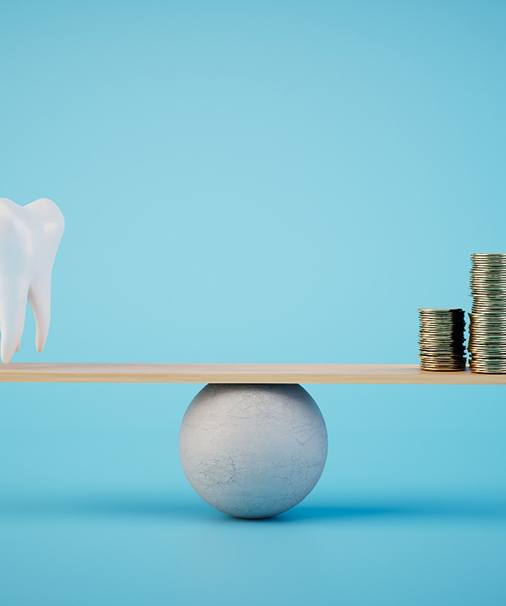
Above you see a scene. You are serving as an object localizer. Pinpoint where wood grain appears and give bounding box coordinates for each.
[0,363,505,384]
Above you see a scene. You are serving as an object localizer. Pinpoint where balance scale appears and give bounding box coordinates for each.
[2,363,504,519]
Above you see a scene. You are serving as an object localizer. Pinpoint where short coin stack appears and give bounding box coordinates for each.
[419,308,466,371]
[469,253,506,373]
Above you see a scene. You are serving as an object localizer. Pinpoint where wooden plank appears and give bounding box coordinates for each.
[0,363,505,384]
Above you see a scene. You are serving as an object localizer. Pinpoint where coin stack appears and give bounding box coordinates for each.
[469,253,506,373]
[419,308,466,371]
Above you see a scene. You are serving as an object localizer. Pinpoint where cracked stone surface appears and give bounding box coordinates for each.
[179,384,328,518]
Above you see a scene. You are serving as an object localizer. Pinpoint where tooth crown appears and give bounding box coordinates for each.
[0,198,64,363]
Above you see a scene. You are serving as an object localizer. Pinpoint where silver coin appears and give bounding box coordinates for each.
[468,331,506,337]
[470,361,506,365]
[419,328,464,333]
[420,366,466,372]
[422,366,467,370]
[420,359,466,363]
[420,353,465,356]
[419,309,464,313]
[471,294,506,299]
[419,325,464,329]
[419,342,465,346]
[420,340,464,344]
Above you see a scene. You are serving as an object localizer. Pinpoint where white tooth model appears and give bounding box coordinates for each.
[0,198,64,363]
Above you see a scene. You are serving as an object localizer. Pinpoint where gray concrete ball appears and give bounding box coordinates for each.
[179,384,328,518]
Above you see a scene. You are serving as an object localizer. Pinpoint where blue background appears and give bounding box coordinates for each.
[1,1,506,604]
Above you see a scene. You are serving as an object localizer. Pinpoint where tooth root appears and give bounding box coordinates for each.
[29,277,52,352]
[0,284,28,363]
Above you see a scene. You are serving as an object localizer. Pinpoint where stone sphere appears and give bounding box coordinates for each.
[179,384,327,518]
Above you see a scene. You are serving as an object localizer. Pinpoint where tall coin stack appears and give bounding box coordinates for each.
[469,253,506,373]
[419,308,466,371]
